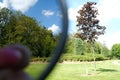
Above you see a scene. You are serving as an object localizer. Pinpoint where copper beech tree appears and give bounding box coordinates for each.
[75,2,106,74]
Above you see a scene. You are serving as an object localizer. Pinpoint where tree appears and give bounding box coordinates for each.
[0,8,57,57]
[93,42,101,54]
[63,34,74,54]
[111,44,120,58]
[75,2,106,74]
[0,7,12,47]
[0,7,12,34]
[98,42,110,57]
[74,38,84,55]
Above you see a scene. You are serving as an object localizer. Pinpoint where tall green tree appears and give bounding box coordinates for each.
[0,7,12,47]
[75,2,106,74]
[74,38,84,55]
[0,7,12,33]
[111,44,120,58]
[94,42,101,54]
[63,35,74,54]
[0,8,57,57]
[98,42,110,57]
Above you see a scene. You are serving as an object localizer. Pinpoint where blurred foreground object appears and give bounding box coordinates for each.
[0,44,32,80]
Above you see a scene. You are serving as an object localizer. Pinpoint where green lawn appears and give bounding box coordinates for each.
[25,60,120,80]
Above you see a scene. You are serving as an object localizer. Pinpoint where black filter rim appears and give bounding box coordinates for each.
[37,0,68,80]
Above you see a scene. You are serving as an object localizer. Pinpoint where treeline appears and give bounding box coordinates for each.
[1,8,120,62]
[64,35,109,56]
[61,35,120,61]
[0,7,58,57]
[111,44,120,59]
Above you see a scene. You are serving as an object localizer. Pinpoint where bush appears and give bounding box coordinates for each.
[31,57,50,62]
[31,57,40,62]
[111,44,120,58]
[59,53,108,62]
[31,53,109,63]
[96,54,106,61]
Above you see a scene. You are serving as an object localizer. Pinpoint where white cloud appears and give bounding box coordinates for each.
[97,0,120,49]
[48,24,60,34]
[68,8,77,21]
[68,5,82,34]
[68,0,120,49]
[98,32,120,49]
[0,0,9,8]
[0,0,38,13]
[42,10,54,17]
[68,5,82,21]
[68,0,120,26]
[97,0,120,25]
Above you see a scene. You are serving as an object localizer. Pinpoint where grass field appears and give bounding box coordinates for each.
[25,60,120,80]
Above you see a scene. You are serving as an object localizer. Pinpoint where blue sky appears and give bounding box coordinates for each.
[25,0,62,29]
[66,0,120,49]
[0,0,62,34]
[0,0,120,49]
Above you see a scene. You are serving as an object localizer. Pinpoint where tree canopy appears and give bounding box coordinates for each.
[0,7,57,57]
[111,44,120,58]
[75,2,106,43]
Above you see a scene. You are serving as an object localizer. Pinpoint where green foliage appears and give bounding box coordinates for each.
[0,8,57,57]
[63,34,110,61]
[63,35,74,54]
[84,41,91,53]
[0,7,12,27]
[74,38,84,55]
[60,53,108,62]
[75,2,106,74]
[31,57,51,62]
[111,44,120,58]
[93,42,101,54]
[101,45,110,57]
[0,7,12,46]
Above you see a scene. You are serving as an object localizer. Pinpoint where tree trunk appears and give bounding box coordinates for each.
[84,42,89,75]
[91,44,96,75]
[85,60,89,75]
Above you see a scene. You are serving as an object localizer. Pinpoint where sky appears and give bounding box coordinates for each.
[0,0,120,49]
[66,0,120,49]
[0,0,62,34]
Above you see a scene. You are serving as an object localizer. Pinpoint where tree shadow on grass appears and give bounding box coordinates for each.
[97,68,118,72]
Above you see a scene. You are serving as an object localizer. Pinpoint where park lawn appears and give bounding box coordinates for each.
[25,63,48,79]
[25,60,120,80]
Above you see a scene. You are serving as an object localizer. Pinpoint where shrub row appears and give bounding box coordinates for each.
[31,57,51,62]
[31,54,109,63]
[59,53,109,63]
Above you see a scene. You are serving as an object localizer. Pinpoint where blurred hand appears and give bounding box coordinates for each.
[0,69,33,80]
[0,44,32,80]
